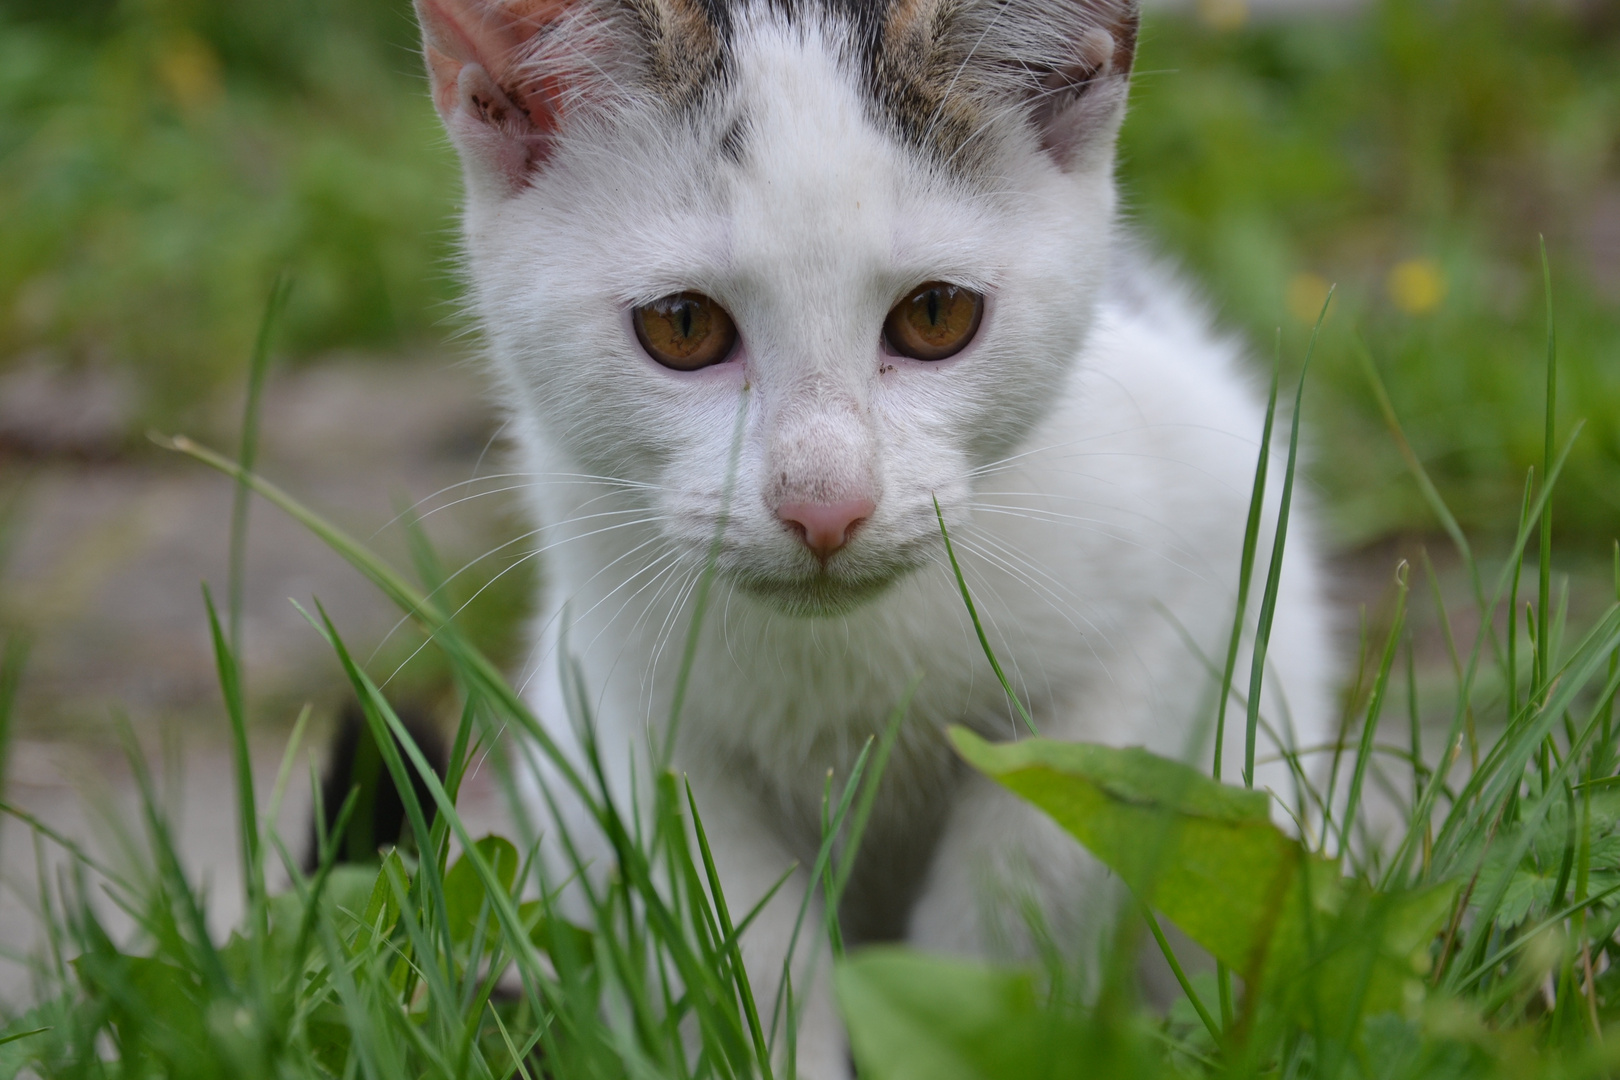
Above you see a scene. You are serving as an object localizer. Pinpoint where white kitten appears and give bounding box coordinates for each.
[414,0,1334,1074]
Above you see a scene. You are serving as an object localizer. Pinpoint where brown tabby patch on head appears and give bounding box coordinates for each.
[862,0,1139,175]
[627,0,728,108]
[870,0,984,171]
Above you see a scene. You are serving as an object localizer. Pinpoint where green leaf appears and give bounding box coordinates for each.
[517,899,596,971]
[950,728,1452,1018]
[444,835,519,947]
[836,949,1088,1080]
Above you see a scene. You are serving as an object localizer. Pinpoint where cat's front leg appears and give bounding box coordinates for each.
[683,765,851,1080]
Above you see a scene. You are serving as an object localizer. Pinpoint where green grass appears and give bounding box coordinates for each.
[3,1,1620,1076]
[3,258,1620,1078]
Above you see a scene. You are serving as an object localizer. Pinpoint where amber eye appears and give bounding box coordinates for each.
[883,282,983,361]
[633,292,738,371]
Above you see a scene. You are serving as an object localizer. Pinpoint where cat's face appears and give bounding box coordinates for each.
[420,0,1136,615]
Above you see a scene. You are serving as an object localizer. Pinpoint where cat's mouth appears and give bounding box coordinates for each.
[730,567,904,616]
[722,539,932,616]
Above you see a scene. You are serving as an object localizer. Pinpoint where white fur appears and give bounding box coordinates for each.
[439,6,1333,1076]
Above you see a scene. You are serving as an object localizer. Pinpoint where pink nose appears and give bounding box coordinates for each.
[778,498,875,561]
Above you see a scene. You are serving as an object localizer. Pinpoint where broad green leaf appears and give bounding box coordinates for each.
[445,835,520,946]
[950,728,1451,1017]
[836,948,1090,1080]
[517,899,596,972]
[72,953,210,1053]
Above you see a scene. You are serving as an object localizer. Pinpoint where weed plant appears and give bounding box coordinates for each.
[2,246,1619,1079]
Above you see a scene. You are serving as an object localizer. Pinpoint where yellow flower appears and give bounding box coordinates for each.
[1387,258,1447,315]
[1197,0,1249,30]
[157,32,224,115]
[1286,272,1333,325]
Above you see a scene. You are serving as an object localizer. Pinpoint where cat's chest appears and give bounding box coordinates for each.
[679,575,1044,754]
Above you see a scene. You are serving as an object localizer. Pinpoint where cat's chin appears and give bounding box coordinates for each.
[731,566,907,617]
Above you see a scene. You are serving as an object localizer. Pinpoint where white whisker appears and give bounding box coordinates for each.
[369,470,657,540]
[365,512,670,666]
[469,417,509,479]
[962,502,1213,582]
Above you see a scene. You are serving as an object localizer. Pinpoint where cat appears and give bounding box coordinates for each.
[412,0,1334,1075]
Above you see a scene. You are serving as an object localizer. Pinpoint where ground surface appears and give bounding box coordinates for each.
[0,355,521,1002]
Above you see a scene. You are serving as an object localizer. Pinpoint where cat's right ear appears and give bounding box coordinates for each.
[414,0,573,191]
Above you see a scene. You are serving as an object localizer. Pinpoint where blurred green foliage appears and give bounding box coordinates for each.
[1120,0,1620,545]
[0,0,458,431]
[1,0,1617,544]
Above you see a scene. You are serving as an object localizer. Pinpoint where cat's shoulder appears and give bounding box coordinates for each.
[1079,240,1268,435]
[1030,240,1280,518]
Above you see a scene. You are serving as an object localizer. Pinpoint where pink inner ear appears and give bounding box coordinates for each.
[417,0,575,129]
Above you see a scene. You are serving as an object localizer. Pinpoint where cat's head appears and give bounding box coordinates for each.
[418,0,1137,616]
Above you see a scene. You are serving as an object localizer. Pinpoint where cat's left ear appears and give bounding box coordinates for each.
[414,0,575,191]
[881,0,1138,174]
[1025,0,1138,171]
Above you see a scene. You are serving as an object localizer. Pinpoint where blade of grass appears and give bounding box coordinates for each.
[1352,335,1482,611]
[827,678,917,912]
[1537,239,1557,718]
[0,1028,49,1050]
[686,779,773,1078]
[0,801,134,893]
[1405,632,1430,872]
[933,495,1036,736]
[114,714,231,993]
[229,272,292,655]
[487,999,539,1080]
[0,635,24,812]
[1244,291,1327,787]
[305,601,456,948]
[1140,900,1222,1046]
[1453,878,1620,992]
[1605,542,1620,779]
[662,387,749,771]
[1437,603,1620,867]
[263,702,312,836]
[1215,333,1281,783]
[396,505,487,878]
[1339,562,1409,864]
[1418,547,1472,770]
[1443,652,1620,988]
[203,585,266,943]
[1382,422,1586,889]
[166,433,601,815]
[770,735,876,1044]
[1508,472,1533,721]
[1323,607,1370,859]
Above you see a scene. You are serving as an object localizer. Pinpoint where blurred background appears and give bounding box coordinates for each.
[0,0,1616,995]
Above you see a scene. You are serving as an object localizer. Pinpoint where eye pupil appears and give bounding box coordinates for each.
[883,282,984,362]
[633,292,738,371]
